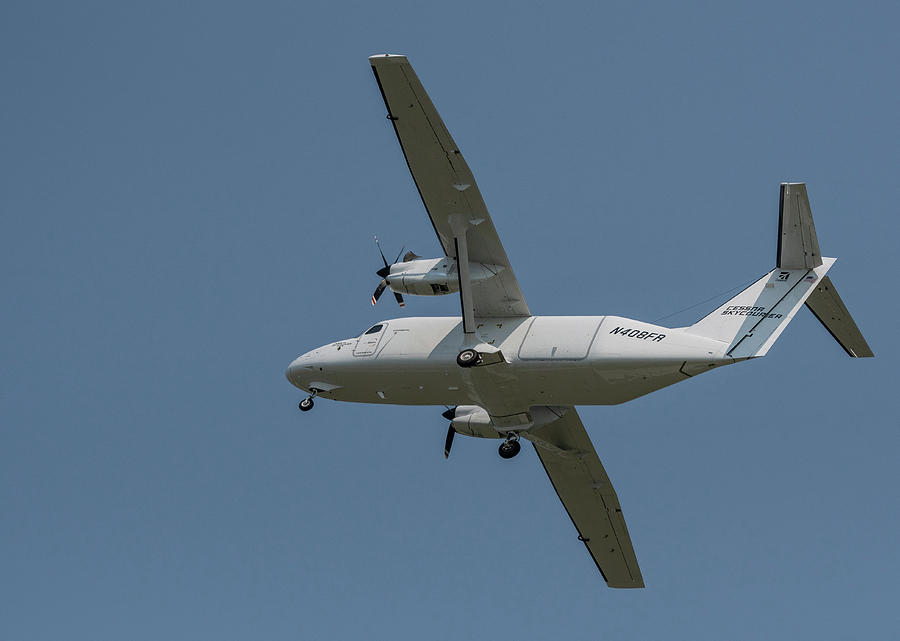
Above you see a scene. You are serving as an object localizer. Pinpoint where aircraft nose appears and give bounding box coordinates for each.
[285,354,314,388]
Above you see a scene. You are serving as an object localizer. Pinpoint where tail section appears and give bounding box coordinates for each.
[687,260,835,358]
[686,183,872,358]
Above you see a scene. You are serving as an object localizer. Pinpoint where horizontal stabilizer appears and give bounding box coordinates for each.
[778,183,822,269]
[805,276,874,357]
[687,259,835,358]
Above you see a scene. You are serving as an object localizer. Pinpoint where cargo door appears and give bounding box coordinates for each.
[518,317,601,360]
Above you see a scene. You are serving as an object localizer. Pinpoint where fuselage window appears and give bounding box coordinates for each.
[363,324,384,335]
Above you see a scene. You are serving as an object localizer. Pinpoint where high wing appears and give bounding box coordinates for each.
[525,408,644,588]
[369,54,530,320]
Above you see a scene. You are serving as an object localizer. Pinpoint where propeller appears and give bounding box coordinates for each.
[371,236,406,307]
[442,407,457,458]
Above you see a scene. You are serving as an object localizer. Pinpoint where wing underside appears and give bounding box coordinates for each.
[526,408,644,588]
[369,54,529,319]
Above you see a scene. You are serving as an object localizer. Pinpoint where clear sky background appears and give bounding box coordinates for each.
[2,1,898,639]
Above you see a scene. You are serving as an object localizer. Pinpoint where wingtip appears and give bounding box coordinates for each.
[368,53,409,65]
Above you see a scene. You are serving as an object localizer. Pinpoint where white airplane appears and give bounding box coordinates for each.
[286,54,873,588]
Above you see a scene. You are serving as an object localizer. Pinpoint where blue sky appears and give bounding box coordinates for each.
[2,1,898,639]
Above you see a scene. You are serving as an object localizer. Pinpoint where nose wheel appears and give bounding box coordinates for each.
[298,389,319,412]
[498,433,521,459]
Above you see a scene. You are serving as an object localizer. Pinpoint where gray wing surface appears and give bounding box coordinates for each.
[805,275,874,357]
[526,408,644,588]
[369,54,529,318]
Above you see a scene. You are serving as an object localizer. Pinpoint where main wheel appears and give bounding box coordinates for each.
[498,439,521,459]
[299,397,314,412]
[456,349,479,368]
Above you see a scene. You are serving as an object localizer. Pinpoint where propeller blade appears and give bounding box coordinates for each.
[373,237,406,307]
[374,236,390,269]
[372,279,388,305]
[441,407,457,420]
[444,426,456,459]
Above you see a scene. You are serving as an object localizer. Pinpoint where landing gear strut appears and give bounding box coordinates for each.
[498,433,521,459]
[299,389,318,412]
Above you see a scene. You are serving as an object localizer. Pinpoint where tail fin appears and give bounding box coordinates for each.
[686,183,873,358]
[777,182,822,269]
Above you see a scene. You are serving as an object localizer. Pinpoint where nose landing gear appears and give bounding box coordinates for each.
[498,433,521,459]
[298,389,319,412]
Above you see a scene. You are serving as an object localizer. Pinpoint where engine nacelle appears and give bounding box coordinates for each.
[450,405,571,439]
[450,406,503,439]
[387,258,504,297]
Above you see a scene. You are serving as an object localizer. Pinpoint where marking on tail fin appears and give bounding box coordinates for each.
[727,269,813,356]
[687,258,835,358]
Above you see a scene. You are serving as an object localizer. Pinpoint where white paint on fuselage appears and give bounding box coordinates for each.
[286,316,734,414]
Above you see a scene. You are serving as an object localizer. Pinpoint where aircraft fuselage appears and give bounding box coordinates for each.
[286,315,735,414]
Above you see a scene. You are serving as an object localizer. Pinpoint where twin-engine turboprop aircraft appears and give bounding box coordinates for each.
[286,54,873,588]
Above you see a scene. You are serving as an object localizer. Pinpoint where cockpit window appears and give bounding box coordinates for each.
[363,324,384,335]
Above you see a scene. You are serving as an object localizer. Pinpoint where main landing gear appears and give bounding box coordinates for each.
[441,407,522,460]
[498,433,521,459]
[298,389,318,412]
[456,348,481,368]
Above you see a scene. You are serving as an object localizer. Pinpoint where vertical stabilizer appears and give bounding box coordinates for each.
[686,182,872,358]
[778,182,822,269]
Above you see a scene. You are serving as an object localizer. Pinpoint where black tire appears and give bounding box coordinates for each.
[299,397,314,412]
[498,439,521,459]
[456,349,479,368]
